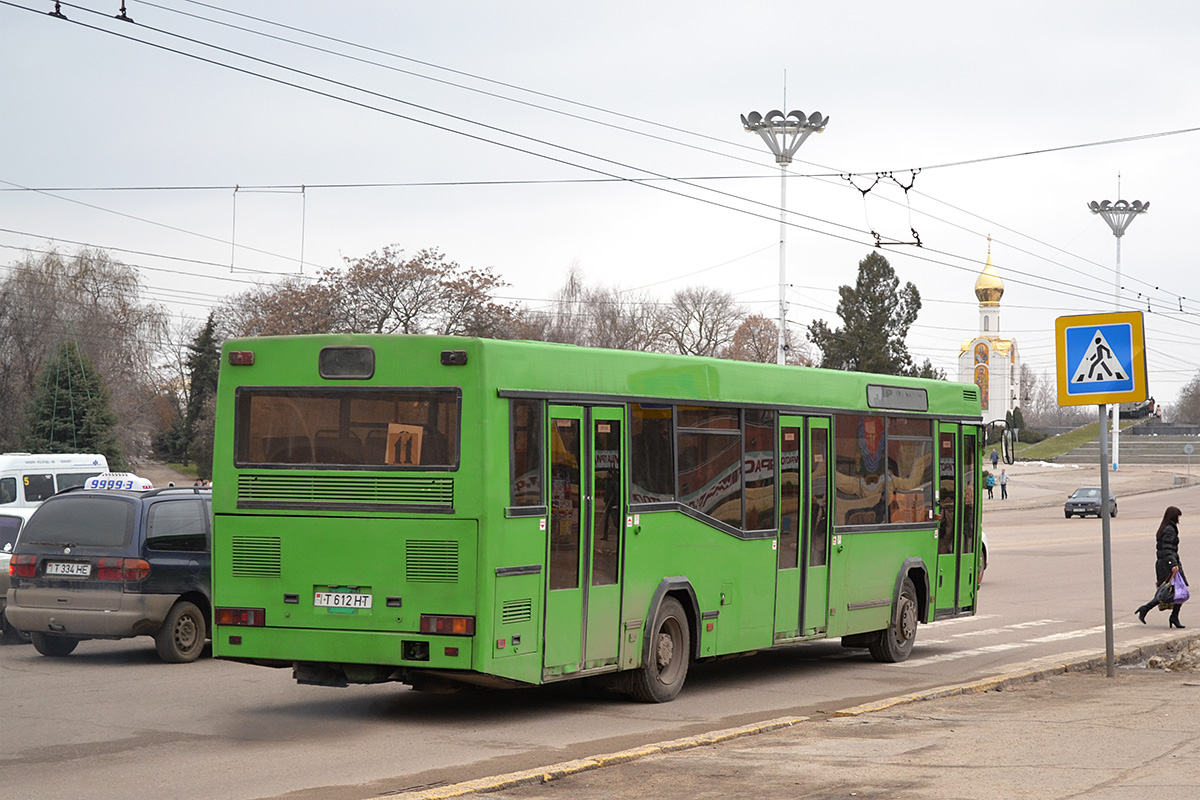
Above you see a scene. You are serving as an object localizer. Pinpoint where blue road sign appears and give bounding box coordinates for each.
[1055,312,1147,406]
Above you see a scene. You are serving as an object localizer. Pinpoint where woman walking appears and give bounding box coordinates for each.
[1136,506,1188,628]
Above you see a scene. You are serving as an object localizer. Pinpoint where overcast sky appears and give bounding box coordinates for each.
[3,1,1199,406]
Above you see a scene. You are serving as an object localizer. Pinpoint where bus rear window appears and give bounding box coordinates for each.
[235,388,461,469]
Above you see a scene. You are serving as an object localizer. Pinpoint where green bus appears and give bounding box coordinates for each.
[211,335,982,702]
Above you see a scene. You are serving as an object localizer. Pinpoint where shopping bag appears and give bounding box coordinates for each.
[1154,581,1175,609]
[1171,571,1190,604]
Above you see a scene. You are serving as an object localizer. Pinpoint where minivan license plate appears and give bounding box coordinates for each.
[314,591,372,609]
[46,562,91,577]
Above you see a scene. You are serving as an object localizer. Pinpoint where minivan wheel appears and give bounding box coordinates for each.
[31,632,78,657]
[156,601,207,663]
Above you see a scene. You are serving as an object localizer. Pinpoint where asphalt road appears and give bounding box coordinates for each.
[2,478,1195,800]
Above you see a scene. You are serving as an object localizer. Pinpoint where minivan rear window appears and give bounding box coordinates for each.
[21,496,135,547]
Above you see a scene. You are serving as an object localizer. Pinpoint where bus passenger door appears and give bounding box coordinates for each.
[935,424,965,613]
[956,429,980,611]
[544,405,625,676]
[804,419,832,635]
[774,419,804,639]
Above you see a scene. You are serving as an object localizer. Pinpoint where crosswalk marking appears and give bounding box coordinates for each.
[899,621,1137,667]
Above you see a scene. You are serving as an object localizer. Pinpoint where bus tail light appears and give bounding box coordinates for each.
[96,558,150,581]
[228,350,255,366]
[216,607,266,627]
[11,554,36,578]
[419,614,475,636]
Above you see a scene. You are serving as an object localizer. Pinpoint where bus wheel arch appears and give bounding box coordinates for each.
[629,578,698,703]
[899,559,930,622]
[869,574,919,663]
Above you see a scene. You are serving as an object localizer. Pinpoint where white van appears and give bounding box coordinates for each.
[1,453,109,642]
[0,452,110,518]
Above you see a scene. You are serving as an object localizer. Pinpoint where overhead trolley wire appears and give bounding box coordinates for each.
[8,2,1199,342]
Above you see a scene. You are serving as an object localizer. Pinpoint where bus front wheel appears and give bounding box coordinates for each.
[628,597,690,703]
[869,576,918,663]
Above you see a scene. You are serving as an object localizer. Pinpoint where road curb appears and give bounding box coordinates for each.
[832,631,1200,717]
[385,632,1199,800]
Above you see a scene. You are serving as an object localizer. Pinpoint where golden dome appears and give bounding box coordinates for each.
[975,251,1004,306]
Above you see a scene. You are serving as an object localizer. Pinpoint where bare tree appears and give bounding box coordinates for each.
[217,276,337,338]
[584,285,669,352]
[519,266,674,352]
[725,314,813,365]
[664,285,743,357]
[521,263,588,345]
[218,246,518,340]
[0,247,166,456]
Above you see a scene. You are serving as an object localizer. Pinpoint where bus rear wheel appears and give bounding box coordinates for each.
[628,597,690,703]
[869,577,918,663]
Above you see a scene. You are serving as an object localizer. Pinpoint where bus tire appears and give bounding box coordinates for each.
[869,576,918,663]
[156,601,207,663]
[628,597,690,703]
[31,632,78,657]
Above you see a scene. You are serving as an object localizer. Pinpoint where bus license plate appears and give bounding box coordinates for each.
[314,591,372,609]
[45,562,91,577]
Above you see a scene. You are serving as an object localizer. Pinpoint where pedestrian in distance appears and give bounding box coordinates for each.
[1136,506,1189,628]
[985,472,995,499]
[990,449,999,470]
[999,469,1008,500]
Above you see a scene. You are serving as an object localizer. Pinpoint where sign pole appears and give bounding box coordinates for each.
[1098,404,1115,677]
[1055,311,1146,681]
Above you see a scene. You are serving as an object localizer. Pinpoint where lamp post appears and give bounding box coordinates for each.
[741,109,828,365]
[1088,198,1149,471]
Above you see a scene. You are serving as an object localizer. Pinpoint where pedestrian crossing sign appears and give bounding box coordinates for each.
[1055,311,1147,406]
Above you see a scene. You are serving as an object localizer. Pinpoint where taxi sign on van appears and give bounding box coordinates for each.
[85,472,155,491]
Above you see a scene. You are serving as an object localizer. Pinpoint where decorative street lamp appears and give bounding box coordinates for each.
[741,110,829,365]
[1088,198,1149,471]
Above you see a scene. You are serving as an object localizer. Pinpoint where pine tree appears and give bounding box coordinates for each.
[23,340,126,469]
[184,313,221,476]
[807,252,922,376]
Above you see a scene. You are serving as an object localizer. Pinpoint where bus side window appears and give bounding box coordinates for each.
[510,399,543,507]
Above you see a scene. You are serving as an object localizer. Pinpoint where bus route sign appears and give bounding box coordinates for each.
[1055,311,1147,407]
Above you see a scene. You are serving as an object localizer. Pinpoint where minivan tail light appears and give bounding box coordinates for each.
[11,554,36,578]
[419,614,475,636]
[96,558,149,581]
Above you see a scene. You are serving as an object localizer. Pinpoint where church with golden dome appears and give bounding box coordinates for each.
[958,240,1021,424]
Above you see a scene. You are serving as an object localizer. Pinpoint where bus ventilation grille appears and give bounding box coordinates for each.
[502,598,533,625]
[237,474,453,508]
[963,388,979,403]
[406,540,459,583]
[231,536,282,578]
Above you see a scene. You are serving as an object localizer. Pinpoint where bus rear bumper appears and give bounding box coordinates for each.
[214,624,476,683]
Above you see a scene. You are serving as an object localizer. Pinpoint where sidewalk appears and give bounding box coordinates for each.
[396,635,1200,800]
